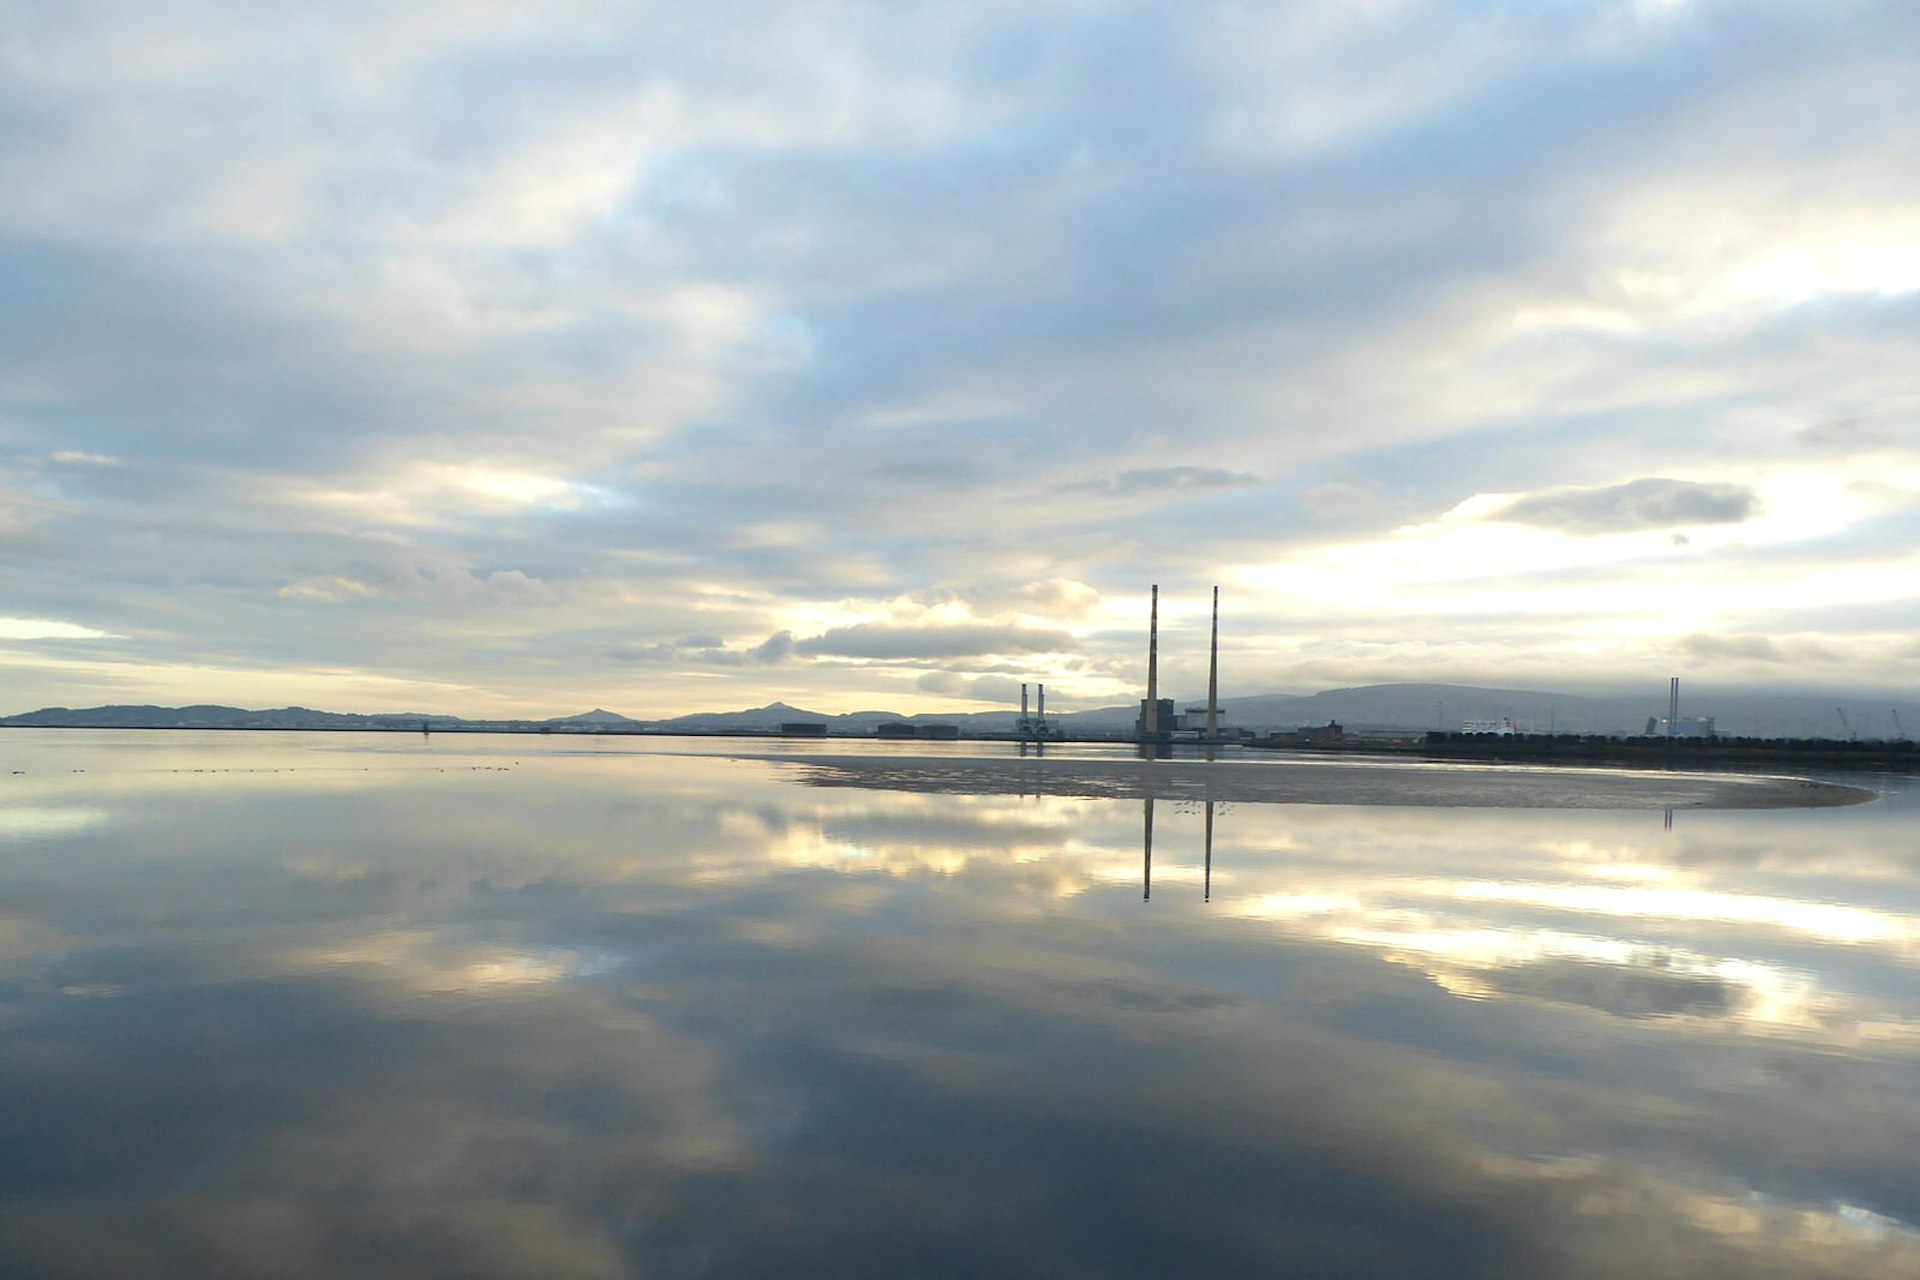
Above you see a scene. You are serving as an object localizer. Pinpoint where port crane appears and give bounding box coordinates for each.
[1835,707,1857,742]
[1895,709,1910,742]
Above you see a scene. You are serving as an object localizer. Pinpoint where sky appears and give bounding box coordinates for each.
[3,0,1918,718]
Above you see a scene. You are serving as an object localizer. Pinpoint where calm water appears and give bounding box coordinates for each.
[3,730,1918,1278]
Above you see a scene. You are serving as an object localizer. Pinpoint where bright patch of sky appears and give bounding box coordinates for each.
[2,0,1917,716]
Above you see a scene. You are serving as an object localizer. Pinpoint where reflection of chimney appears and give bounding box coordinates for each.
[1206,585,1219,741]
[1021,683,1029,721]
[1144,585,1160,738]
[1204,799,1214,903]
[1142,796,1154,901]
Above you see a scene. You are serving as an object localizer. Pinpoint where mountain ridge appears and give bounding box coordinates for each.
[5,682,1917,739]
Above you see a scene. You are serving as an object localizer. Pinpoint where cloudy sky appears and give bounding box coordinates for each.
[3,0,1917,717]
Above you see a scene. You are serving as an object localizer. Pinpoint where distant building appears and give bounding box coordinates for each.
[1135,698,1176,740]
[1649,715,1716,738]
[1261,720,1346,747]
[918,723,959,739]
[779,722,828,737]
[875,722,917,739]
[1463,718,1519,735]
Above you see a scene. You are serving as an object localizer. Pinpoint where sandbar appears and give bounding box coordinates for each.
[759,754,1876,810]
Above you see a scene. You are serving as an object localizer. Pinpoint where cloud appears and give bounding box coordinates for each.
[915,671,1024,703]
[792,623,1076,661]
[277,576,382,605]
[1487,479,1760,534]
[606,619,1073,676]
[610,630,799,667]
[750,630,796,663]
[0,616,113,640]
[1067,467,1262,497]
[1011,579,1101,617]
[1676,633,1843,666]
[275,565,550,607]
[3,1,1919,714]
[1679,633,1783,663]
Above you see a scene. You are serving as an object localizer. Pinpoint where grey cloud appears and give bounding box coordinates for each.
[1680,634,1784,663]
[612,631,796,667]
[914,672,1024,703]
[606,643,676,663]
[1795,416,1920,459]
[794,623,1075,661]
[751,630,796,663]
[1491,479,1759,534]
[1678,633,1845,667]
[1066,466,1262,497]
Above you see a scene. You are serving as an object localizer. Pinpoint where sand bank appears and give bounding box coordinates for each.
[763,754,1876,810]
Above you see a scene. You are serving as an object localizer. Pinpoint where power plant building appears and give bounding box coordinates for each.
[1646,715,1716,738]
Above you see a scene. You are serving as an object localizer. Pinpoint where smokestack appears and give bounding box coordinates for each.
[1144,585,1160,738]
[1668,677,1680,738]
[1205,585,1219,741]
[1037,684,1045,721]
[1021,683,1029,721]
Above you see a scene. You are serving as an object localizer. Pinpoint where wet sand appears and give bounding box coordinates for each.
[763,754,1876,810]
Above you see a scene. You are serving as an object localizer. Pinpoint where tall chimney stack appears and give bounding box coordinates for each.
[1037,684,1045,722]
[1021,683,1030,721]
[1668,677,1680,738]
[1144,585,1160,739]
[1206,585,1219,741]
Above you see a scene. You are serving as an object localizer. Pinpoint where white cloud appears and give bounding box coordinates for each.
[0,616,112,640]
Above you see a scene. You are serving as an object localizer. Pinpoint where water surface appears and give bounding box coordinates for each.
[2,731,1917,1278]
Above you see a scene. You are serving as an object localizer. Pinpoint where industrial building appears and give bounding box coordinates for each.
[1646,715,1716,738]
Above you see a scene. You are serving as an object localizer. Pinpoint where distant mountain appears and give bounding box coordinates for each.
[5,684,1915,739]
[544,708,636,725]
[652,701,836,730]
[0,703,462,730]
[1206,683,1920,739]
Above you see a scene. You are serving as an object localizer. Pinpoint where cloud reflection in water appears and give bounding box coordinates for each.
[1,733,1918,1276]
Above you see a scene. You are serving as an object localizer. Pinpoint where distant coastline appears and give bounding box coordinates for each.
[1256,733,1920,774]
[4,683,1918,772]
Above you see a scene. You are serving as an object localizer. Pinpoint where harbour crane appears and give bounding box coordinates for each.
[1836,707,1857,742]
[1895,709,1910,742]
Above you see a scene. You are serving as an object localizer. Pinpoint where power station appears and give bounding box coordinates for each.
[1135,583,1228,743]
[1015,682,1058,741]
